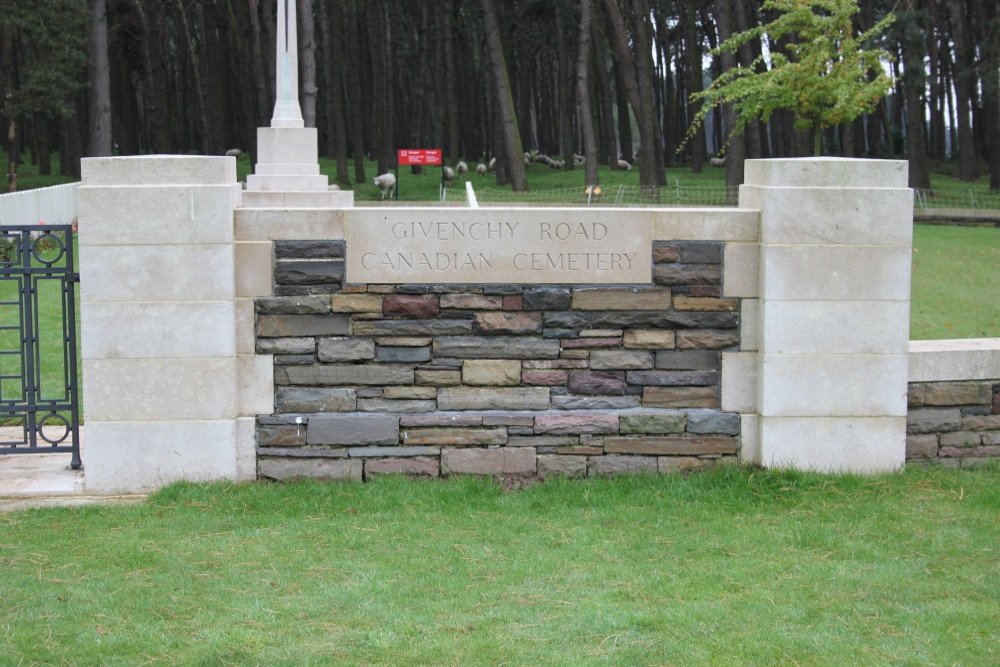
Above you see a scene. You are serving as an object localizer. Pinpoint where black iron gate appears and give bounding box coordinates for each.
[0,225,80,468]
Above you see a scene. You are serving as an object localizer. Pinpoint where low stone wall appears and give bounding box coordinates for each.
[906,340,1000,467]
[255,239,743,480]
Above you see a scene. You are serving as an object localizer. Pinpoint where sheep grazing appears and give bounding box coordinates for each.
[573,154,585,166]
[710,156,727,167]
[550,160,564,169]
[476,163,488,176]
[225,148,243,158]
[456,161,468,176]
[442,166,455,187]
[488,157,497,173]
[373,172,396,200]
[617,159,632,171]
[534,153,551,164]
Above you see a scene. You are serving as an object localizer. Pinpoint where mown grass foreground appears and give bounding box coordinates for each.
[2,465,997,664]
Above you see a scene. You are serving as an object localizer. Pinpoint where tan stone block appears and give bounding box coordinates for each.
[556,446,603,455]
[580,329,624,337]
[605,436,738,455]
[331,294,383,312]
[438,387,550,410]
[588,455,657,476]
[383,386,437,400]
[923,383,991,407]
[572,289,671,311]
[658,457,713,474]
[375,337,433,347]
[537,455,587,478]
[364,457,440,477]
[623,330,676,349]
[441,447,536,474]
[401,428,507,446]
[673,296,738,312]
[415,369,462,386]
[643,387,718,409]
[259,458,362,482]
[463,359,522,386]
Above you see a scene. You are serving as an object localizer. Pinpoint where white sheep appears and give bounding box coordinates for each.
[443,166,455,187]
[373,172,396,200]
[456,161,468,176]
[710,156,726,167]
[617,159,632,171]
[476,163,488,176]
[488,157,496,173]
[225,148,243,158]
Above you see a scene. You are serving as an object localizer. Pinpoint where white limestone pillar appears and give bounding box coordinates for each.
[740,158,913,473]
[77,156,268,493]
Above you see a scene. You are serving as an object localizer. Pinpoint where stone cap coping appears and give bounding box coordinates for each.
[908,338,1000,382]
[743,157,908,189]
[81,155,237,187]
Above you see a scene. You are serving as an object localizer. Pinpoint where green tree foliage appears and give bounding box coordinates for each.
[686,0,895,156]
[0,0,89,119]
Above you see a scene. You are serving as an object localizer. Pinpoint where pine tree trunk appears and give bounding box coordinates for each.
[481,0,527,191]
[298,0,317,128]
[555,0,575,169]
[319,1,348,182]
[87,0,112,156]
[577,0,598,185]
[948,0,979,180]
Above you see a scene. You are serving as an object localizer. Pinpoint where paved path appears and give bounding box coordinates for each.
[0,428,146,511]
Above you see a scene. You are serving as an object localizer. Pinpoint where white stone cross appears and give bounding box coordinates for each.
[271,0,304,128]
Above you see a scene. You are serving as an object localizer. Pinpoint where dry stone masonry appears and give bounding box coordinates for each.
[906,380,1000,467]
[256,239,742,480]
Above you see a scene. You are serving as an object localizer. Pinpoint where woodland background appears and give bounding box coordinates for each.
[1,0,999,192]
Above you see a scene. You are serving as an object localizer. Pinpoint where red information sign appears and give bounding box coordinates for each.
[397,149,442,166]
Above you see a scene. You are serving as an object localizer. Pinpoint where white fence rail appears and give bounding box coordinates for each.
[0,183,79,227]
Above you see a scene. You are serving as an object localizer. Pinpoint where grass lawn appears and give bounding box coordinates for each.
[911,225,1000,339]
[1,465,997,664]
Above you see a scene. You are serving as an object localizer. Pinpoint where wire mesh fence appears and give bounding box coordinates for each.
[357,180,1000,212]
[474,184,742,207]
[913,189,1000,210]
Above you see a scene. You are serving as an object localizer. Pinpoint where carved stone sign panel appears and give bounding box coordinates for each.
[345,208,652,284]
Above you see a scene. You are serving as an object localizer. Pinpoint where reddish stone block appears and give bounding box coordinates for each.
[503,295,523,311]
[522,370,569,386]
[383,294,440,319]
[567,370,627,395]
[473,311,542,334]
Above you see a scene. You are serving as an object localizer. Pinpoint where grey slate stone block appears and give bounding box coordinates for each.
[256,296,332,315]
[433,336,561,359]
[275,260,345,285]
[258,314,350,337]
[375,346,432,363]
[276,387,357,412]
[307,414,400,445]
[685,410,740,435]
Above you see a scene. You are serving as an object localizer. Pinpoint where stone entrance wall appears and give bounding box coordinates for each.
[78,156,933,493]
[255,239,744,480]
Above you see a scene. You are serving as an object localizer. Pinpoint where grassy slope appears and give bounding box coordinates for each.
[1,466,997,664]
